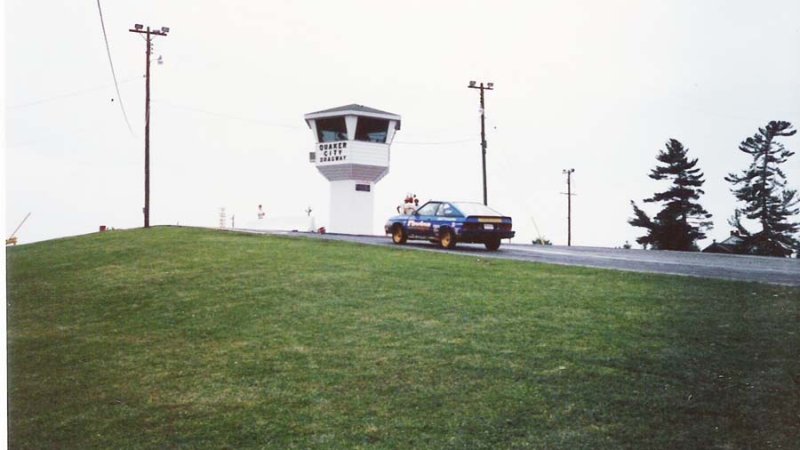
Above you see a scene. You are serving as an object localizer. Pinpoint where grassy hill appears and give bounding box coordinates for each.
[7,226,800,449]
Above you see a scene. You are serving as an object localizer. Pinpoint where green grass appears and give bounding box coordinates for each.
[6,226,800,449]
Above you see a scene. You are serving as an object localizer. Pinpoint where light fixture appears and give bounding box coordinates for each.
[487,82,494,89]
[134,24,143,30]
[469,81,477,88]
[161,26,170,33]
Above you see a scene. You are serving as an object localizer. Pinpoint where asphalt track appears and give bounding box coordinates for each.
[241,229,800,287]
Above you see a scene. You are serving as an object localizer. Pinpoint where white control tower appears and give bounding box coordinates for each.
[305,104,401,235]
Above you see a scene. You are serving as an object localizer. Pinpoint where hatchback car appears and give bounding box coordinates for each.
[384,201,515,250]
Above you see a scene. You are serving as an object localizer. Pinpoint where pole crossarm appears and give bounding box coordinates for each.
[128,29,168,36]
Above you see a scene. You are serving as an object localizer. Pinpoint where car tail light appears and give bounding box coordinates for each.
[499,223,512,231]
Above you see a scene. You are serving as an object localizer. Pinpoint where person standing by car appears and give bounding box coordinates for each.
[397,193,418,215]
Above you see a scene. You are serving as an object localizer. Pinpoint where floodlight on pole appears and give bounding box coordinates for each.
[467,80,494,205]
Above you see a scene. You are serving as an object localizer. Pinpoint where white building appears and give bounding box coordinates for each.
[304,104,401,235]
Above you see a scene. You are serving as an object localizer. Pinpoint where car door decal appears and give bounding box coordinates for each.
[407,219,431,235]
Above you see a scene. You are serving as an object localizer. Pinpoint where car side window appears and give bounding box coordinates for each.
[415,202,439,216]
[436,203,458,217]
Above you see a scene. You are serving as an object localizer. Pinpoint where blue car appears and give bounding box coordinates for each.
[384,201,515,251]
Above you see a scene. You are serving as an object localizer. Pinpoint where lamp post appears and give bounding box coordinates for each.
[468,80,493,205]
[129,24,169,228]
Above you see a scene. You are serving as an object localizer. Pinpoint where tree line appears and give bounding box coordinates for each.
[629,121,799,257]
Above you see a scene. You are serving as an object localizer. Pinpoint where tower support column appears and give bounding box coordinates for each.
[329,180,374,235]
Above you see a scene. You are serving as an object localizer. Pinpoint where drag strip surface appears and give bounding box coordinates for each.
[242,229,800,287]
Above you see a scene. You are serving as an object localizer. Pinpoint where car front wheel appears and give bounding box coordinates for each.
[391,225,407,244]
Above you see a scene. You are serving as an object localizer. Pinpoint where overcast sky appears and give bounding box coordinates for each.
[5,0,800,247]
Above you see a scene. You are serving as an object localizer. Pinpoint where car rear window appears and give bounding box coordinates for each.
[452,202,504,216]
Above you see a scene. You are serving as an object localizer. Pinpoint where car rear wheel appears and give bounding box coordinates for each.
[391,225,407,244]
[484,237,501,251]
[439,229,457,249]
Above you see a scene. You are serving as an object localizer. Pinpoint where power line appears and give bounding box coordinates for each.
[141,99,485,145]
[8,77,139,110]
[96,0,135,135]
[133,99,487,147]
[153,101,480,144]
[153,100,304,129]
[394,138,477,145]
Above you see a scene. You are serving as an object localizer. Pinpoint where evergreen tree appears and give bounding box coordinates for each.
[629,139,713,251]
[725,121,799,257]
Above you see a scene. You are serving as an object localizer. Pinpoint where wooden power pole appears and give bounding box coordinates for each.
[129,24,169,228]
[468,81,494,205]
[562,168,576,246]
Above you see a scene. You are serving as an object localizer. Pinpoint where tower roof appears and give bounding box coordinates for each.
[304,104,401,129]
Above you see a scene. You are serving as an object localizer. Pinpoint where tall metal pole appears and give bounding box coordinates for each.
[468,81,493,205]
[562,168,575,246]
[130,24,169,228]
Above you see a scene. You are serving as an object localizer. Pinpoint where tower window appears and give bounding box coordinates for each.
[355,117,389,143]
[316,117,348,142]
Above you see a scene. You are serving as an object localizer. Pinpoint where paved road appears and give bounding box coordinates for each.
[241,229,800,287]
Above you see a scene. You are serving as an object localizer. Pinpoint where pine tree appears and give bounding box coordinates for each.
[725,121,799,257]
[629,139,713,251]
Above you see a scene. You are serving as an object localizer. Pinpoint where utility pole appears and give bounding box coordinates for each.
[561,169,576,246]
[468,80,493,205]
[129,24,169,228]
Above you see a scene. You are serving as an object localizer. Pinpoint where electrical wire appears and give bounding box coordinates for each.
[152,100,305,129]
[154,100,487,144]
[150,100,483,146]
[394,138,477,145]
[96,0,135,136]
[7,77,139,109]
